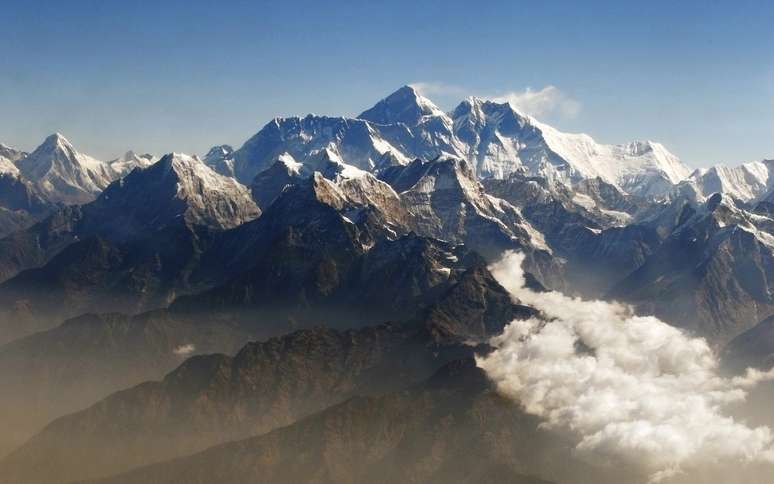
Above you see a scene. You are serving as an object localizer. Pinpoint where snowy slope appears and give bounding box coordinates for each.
[679,159,774,203]
[533,121,689,195]
[451,96,689,194]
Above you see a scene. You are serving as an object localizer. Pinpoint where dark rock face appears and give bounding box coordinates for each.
[175,161,555,336]
[483,173,659,296]
[612,195,774,344]
[0,156,443,343]
[0,233,526,471]
[421,263,537,342]
[0,223,218,344]
[0,205,85,284]
[0,155,255,284]
[0,153,556,345]
[725,315,774,371]
[0,155,259,341]
[92,153,259,232]
[175,170,466,328]
[379,158,565,289]
[250,156,563,286]
[249,158,304,209]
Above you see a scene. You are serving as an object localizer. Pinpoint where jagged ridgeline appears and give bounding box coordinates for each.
[0,86,772,484]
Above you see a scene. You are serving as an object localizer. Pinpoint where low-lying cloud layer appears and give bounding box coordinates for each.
[477,251,774,482]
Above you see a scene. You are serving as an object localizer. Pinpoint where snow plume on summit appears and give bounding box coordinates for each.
[477,251,774,483]
[489,85,581,120]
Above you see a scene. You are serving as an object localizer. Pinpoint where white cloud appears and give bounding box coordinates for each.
[173,343,196,356]
[409,82,581,120]
[477,251,774,482]
[490,85,581,119]
[408,81,468,98]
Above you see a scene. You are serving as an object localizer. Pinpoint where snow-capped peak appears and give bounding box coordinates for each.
[226,86,695,198]
[15,132,112,204]
[20,132,105,176]
[358,85,446,126]
[126,152,260,229]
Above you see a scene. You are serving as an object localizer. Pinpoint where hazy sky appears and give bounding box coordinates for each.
[2,0,773,167]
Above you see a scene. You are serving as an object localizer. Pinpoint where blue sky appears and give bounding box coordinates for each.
[2,0,773,167]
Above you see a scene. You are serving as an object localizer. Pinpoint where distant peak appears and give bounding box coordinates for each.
[464,95,485,105]
[396,84,419,95]
[111,150,140,163]
[30,133,78,158]
[44,132,70,144]
[358,85,444,126]
[205,145,233,158]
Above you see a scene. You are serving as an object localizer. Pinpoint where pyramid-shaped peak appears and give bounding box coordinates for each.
[41,132,73,148]
[19,133,83,175]
[358,85,445,126]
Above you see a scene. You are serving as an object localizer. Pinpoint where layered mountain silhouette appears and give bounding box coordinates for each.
[0,86,772,484]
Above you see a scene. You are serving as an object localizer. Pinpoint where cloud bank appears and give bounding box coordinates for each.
[477,251,774,482]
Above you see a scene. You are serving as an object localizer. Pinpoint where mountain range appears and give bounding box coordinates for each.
[0,85,773,484]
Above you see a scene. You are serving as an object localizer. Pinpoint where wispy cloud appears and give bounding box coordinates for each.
[490,85,581,119]
[410,82,581,120]
[173,343,196,356]
[409,81,469,98]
